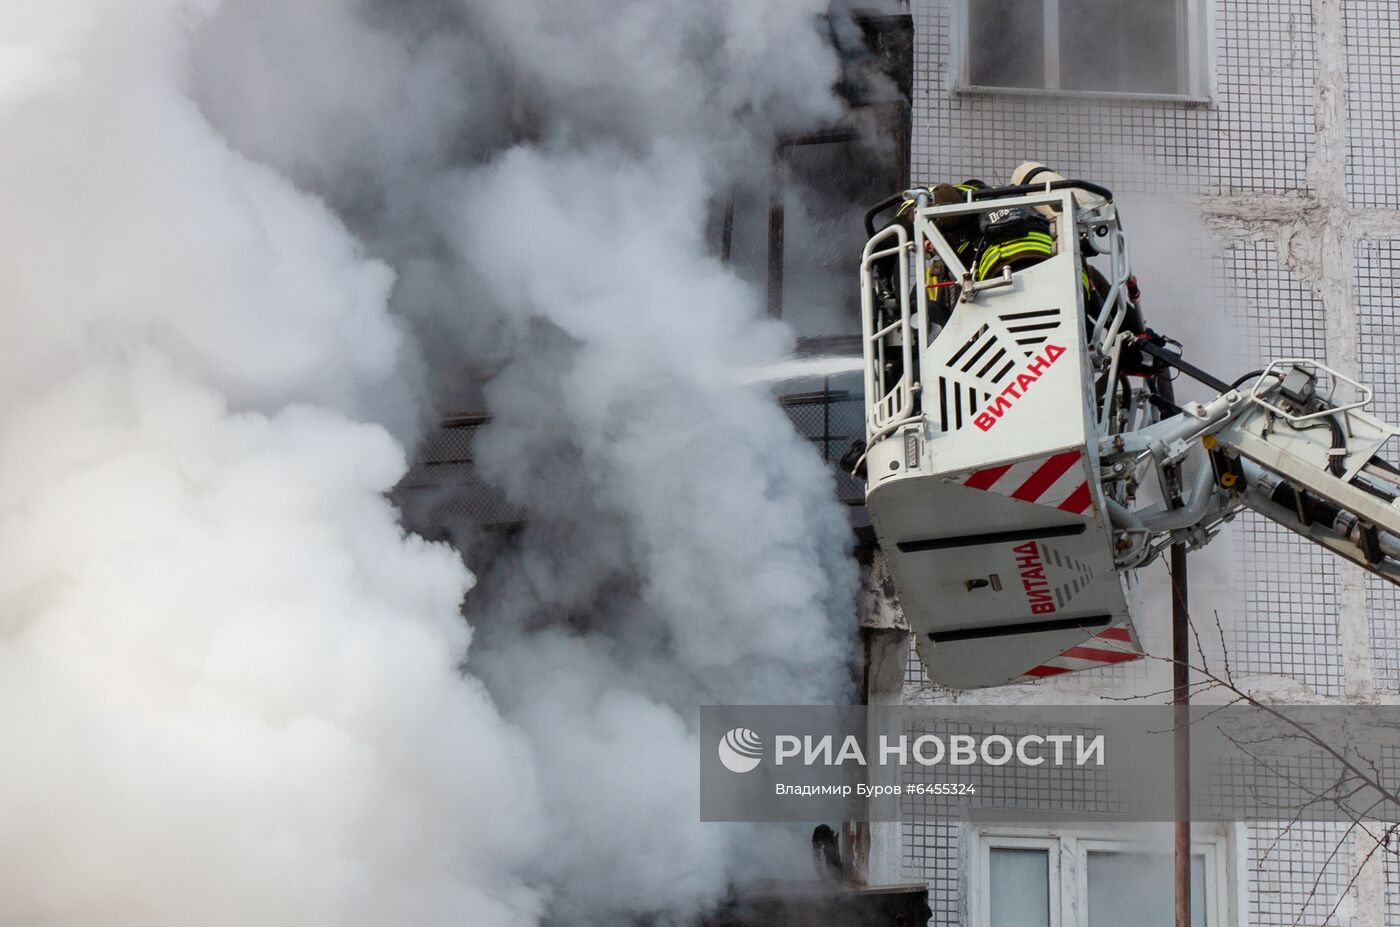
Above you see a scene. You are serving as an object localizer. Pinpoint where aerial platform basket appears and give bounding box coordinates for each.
[859,188,1139,688]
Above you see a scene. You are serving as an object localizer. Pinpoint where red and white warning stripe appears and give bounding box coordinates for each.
[952,450,1094,515]
[1017,626,1142,680]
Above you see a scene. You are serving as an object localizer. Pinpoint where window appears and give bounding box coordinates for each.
[1082,845,1207,927]
[984,839,1058,927]
[971,827,1236,927]
[958,0,1211,99]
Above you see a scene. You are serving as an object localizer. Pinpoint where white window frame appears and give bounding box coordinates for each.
[951,0,1216,104]
[975,835,1062,927]
[966,824,1240,927]
[1074,836,1229,927]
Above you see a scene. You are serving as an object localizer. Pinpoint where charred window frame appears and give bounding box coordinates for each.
[713,12,912,340]
[954,0,1213,102]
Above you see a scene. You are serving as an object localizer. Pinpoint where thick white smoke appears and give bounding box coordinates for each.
[0,3,540,925]
[1,0,866,924]
[458,147,859,918]
[190,0,865,920]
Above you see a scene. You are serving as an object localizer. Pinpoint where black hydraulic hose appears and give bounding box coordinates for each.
[1357,475,1398,504]
[1144,369,1183,415]
[863,179,1117,237]
[1097,373,1133,425]
[864,193,908,237]
[1276,412,1349,478]
[969,178,1115,203]
[1369,455,1400,476]
[1222,366,1345,476]
[1324,414,1347,477]
[1144,353,1345,477]
[1228,369,1266,391]
[1154,365,1186,509]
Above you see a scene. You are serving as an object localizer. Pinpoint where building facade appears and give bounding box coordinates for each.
[893,1,1400,925]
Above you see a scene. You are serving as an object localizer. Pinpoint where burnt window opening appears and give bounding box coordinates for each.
[713,12,913,345]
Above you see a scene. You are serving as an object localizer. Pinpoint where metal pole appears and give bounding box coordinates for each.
[1156,371,1191,927]
[1171,542,1191,927]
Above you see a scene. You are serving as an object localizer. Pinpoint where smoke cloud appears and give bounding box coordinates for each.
[1,0,863,924]
[0,2,547,924]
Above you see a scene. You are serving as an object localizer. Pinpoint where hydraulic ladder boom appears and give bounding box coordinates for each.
[1107,352,1400,586]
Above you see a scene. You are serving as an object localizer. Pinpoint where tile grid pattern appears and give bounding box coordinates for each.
[1356,240,1400,692]
[1248,822,1353,926]
[1219,241,1343,697]
[1346,1,1400,208]
[903,3,1363,921]
[910,0,1316,196]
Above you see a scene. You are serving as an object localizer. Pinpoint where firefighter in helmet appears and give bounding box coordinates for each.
[910,163,1144,335]
[893,180,987,333]
[867,180,988,391]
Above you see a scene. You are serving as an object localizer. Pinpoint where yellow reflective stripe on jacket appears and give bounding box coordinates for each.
[975,232,1054,280]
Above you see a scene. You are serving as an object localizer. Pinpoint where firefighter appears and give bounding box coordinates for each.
[1006,162,1152,381]
[870,180,987,388]
[1009,161,1107,216]
[895,180,986,240]
[969,202,1056,281]
[982,163,1150,337]
[895,181,985,270]
[888,176,1067,311]
[969,200,1105,319]
[893,180,986,331]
